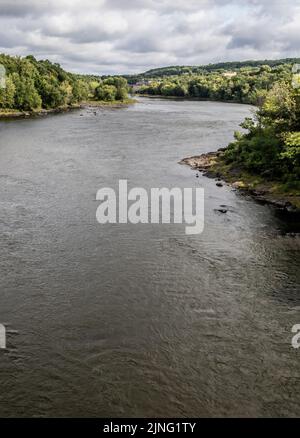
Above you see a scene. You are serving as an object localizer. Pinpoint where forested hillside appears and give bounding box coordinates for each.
[0,54,129,112]
[138,63,296,105]
[138,58,300,78]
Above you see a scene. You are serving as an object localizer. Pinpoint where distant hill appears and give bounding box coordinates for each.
[124,58,300,83]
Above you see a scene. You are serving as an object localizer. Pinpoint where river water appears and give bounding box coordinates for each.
[0,97,299,417]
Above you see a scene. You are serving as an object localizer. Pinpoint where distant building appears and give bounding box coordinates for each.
[131,80,152,91]
[223,71,237,78]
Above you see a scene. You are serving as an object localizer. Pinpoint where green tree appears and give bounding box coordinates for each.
[12,73,42,110]
[95,84,117,101]
[224,81,300,181]
[0,76,16,108]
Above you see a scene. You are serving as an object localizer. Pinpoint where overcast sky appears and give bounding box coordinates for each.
[0,0,299,75]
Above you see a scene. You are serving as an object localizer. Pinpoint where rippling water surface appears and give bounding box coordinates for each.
[0,97,299,417]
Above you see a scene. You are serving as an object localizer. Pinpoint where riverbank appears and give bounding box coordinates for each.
[0,104,83,119]
[83,98,137,109]
[137,93,254,106]
[0,99,137,119]
[180,150,300,212]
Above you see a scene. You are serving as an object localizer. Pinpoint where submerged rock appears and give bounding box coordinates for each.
[214,208,228,214]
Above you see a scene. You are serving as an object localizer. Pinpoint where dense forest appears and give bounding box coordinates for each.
[133,58,300,79]
[137,63,296,105]
[223,80,300,191]
[0,54,129,112]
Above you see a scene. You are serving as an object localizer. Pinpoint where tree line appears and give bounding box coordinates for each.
[0,54,129,111]
[137,64,295,105]
[136,58,300,78]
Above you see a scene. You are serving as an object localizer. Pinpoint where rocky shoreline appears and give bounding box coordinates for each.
[83,99,137,109]
[180,150,300,213]
[0,104,82,119]
[0,99,136,120]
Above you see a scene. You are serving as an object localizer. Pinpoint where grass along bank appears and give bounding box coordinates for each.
[180,150,300,211]
[0,103,82,119]
[83,98,137,108]
[0,98,137,119]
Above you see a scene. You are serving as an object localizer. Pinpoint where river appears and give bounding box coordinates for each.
[0,97,299,417]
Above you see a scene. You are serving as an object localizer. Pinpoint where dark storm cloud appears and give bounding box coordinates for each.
[0,0,299,74]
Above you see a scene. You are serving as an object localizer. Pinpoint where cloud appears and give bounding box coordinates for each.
[0,0,299,74]
[226,1,300,54]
